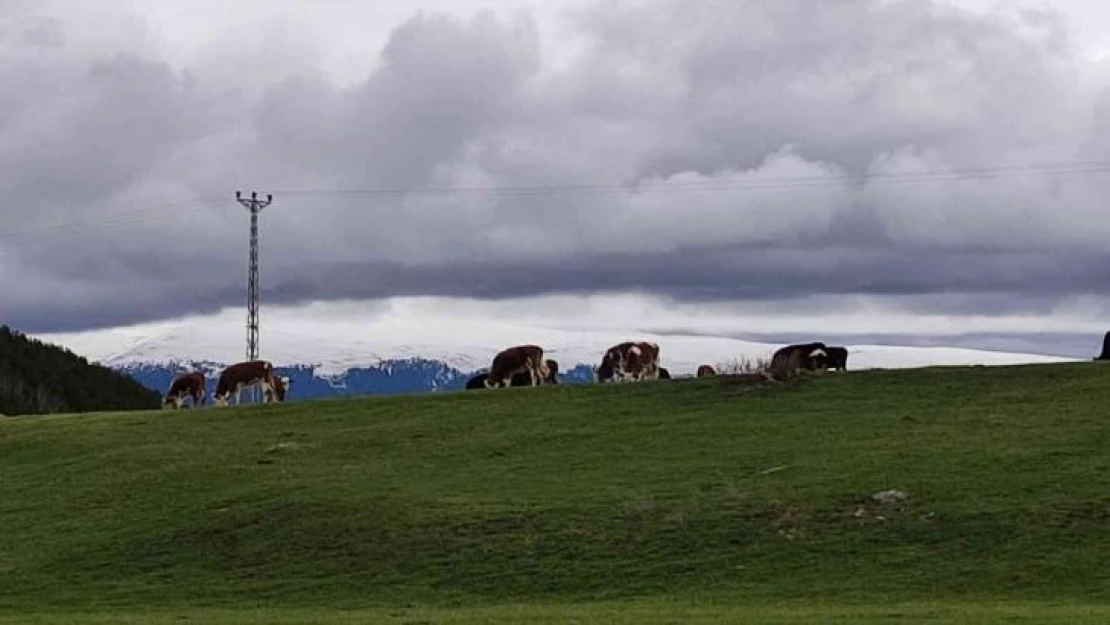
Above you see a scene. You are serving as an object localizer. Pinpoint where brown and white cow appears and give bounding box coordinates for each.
[484,345,550,388]
[212,360,291,406]
[596,341,661,383]
[162,371,206,409]
[696,364,717,378]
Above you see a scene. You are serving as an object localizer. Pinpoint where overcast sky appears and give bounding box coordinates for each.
[4,0,1110,355]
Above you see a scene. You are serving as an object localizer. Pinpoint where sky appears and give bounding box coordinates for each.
[4,0,1110,357]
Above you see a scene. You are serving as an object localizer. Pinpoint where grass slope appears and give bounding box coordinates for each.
[2,363,1110,622]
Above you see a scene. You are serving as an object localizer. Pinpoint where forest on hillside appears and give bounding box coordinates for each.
[0,326,161,416]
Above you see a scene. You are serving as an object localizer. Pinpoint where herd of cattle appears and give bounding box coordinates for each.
[160,340,851,409]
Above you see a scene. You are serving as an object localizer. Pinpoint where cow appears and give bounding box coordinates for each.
[658,367,671,379]
[696,364,717,378]
[596,341,661,383]
[1096,332,1110,361]
[212,360,290,406]
[769,342,829,381]
[484,345,550,388]
[162,371,206,409]
[466,359,560,390]
[824,346,849,371]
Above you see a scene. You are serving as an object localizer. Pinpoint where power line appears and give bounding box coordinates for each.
[0,195,226,245]
[1,158,1110,248]
[270,159,1110,198]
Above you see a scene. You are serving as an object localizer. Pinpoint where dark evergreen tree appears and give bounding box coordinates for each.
[0,326,161,416]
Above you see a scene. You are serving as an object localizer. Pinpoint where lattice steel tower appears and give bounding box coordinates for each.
[236,190,273,366]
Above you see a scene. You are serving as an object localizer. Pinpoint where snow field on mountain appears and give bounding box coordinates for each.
[37,311,1076,376]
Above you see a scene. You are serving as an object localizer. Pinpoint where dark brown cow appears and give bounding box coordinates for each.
[596,341,661,383]
[824,346,849,371]
[162,371,206,409]
[213,360,290,406]
[658,367,671,380]
[484,345,550,388]
[696,364,717,378]
[769,342,828,381]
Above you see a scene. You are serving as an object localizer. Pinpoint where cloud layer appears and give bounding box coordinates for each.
[3,0,1110,334]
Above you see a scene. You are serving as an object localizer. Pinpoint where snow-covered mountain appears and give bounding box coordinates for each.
[32,313,1078,401]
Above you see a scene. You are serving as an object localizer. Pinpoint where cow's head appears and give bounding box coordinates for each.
[807,348,829,370]
[596,355,614,382]
[543,359,559,384]
[162,394,182,410]
[271,375,292,402]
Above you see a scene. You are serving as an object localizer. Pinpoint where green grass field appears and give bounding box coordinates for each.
[2,363,1109,623]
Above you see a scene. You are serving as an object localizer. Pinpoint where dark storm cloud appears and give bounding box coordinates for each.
[2,0,1110,332]
[15,240,1104,334]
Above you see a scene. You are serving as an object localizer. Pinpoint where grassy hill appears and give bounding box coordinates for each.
[0,326,161,416]
[2,362,1109,623]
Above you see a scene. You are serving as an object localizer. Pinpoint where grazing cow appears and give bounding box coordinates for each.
[658,367,671,379]
[213,360,289,406]
[596,341,661,383]
[769,342,829,380]
[1096,332,1110,361]
[696,365,717,378]
[162,371,206,409]
[485,345,550,388]
[824,346,849,371]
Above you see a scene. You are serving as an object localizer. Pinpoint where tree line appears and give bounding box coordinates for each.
[0,326,160,416]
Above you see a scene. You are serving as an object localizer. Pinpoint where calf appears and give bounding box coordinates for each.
[658,367,671,380]
[162,371,206,409]
[484,345,550,388]
[213,360,289,406]
[696,364,717,378]
[824,346,849,371]
[769,342,829,381]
